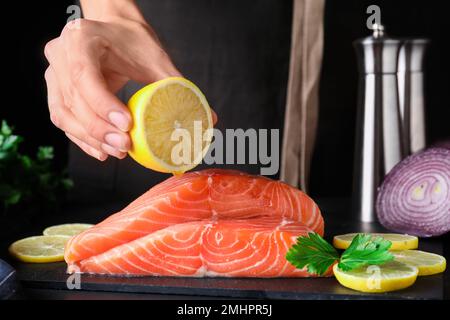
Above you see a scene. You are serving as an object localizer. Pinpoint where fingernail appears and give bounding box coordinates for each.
[97,153,108,161]
[93,150,107,161]
[105,133,128,152]
[101,143,127,159]
[108,111,130,132]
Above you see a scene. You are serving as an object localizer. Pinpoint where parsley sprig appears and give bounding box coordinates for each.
[286,232,340,276]
[0,120,73,211]
[286,233,394,276]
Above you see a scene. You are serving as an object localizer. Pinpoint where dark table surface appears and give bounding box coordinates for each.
[2,198,449,300]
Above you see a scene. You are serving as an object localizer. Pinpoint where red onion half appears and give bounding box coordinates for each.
[376,147,450,237]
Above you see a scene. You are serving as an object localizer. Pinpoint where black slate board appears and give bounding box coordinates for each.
[8,198,448,300]
[14,261,444,300]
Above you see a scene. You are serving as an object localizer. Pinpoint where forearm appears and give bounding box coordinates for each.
[80,0,146,23]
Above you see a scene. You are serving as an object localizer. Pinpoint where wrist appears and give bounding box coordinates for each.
[80,0,146,24]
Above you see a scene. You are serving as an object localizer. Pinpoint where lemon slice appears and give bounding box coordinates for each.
[128,77,213,174]
[9,235,70,263]
[333,233,418,250]
[43,223,93,237]
[333,261,418,293]
[392,250,446,276]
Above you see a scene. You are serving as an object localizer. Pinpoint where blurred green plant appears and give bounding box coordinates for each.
[0,120,73,213]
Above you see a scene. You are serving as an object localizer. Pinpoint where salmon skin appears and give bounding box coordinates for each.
[65,169,325,277]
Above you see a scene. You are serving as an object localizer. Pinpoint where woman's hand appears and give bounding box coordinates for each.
[44,16,181,160]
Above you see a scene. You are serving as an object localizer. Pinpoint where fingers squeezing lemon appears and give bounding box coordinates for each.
[127,77,213,174]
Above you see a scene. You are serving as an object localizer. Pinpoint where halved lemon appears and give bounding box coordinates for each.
[392,250,446,276]
[333,261,418,293]
[333,233,418,250]
[9,235,70,263]
[128,77,213,174]
[43,223,93,237]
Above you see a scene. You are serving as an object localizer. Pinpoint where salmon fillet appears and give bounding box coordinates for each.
[65,169,325,277]
[68,217,317,277]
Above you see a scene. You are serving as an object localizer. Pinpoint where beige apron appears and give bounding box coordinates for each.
[280,0,325,192]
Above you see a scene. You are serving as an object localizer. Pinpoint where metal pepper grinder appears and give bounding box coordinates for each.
[352,24,404,222]
[397,39,429,154]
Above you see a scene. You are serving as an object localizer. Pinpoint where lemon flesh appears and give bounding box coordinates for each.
[333,261,418,293]
[9,235,70,263]
[392,250,446,276]
[333,233,418,250]
[43,223,93,237]
[128,77,213,174]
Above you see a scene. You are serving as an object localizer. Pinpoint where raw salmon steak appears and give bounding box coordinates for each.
[68,217,317,277]
[65,169,325,277]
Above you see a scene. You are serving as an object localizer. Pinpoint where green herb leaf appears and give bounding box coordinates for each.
[37,146,54,161]
[0,184,22,206]
[338,234,394,271]
[6,190,22,206]
[0,119,73,211]
[286,232,340,276]
[19,155,33,169]
[61,178,74,189]
[1,135,22,151]
[0,150,7,160]
[1,120,12,136]
[286,232,395,275]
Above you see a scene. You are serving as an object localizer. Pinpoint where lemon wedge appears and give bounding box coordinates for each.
[9,235,70,263]
[43,223,93,237]
[333,233,418,250]
[128,77,213,174]
[333,261,418,293]
[392,250,446,276]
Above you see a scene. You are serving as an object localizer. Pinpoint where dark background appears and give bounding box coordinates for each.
[310,0,450,196]
[1,0,449,200]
